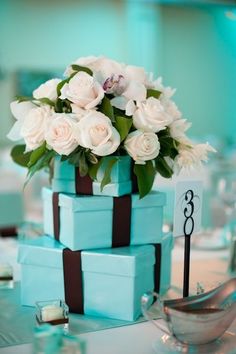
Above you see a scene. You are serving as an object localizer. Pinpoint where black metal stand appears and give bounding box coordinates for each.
[183,235,191,297]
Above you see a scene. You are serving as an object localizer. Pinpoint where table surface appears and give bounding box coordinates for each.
[0,235,236,354]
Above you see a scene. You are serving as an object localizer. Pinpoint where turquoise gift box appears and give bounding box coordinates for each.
[0,192,24,228]
[18,233,173,321]
[42,187,166,251]
[52,155,132,197]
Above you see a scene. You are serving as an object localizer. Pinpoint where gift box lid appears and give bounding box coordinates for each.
[18,236,64,269]
[18,236,156,277]
[42,187,113,211]
[59,193,113,211]
[81,245,156,276]
[58,191,166,212]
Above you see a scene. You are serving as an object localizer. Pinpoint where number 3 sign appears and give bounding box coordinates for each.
[173,181,203,238]
[173,180,203,297]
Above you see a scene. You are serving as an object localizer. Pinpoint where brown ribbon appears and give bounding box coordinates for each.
[153,244,162,293]
[112,195,131,248]
[75,167,93,195]
[0,227,17,237]
[63,248,84,313]
[52,192,60,241]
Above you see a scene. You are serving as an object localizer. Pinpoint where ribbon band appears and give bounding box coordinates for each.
[63,248,84,314]
[75,168,93,195]
[112,195,131,247]
[52,192,60,241]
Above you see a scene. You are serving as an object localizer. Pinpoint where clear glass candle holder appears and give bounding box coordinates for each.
[33,324,62,354]
[33,325,86,354]
[0,263,14,289]
[35,300,69,329]
[61,334,86,354]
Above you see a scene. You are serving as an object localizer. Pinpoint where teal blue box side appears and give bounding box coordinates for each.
[52,178,132,197]
[52,156,132,197]
[0,192,24,227]
[96,155,131,183]
[54,155,131,183]
[42,188,166,251]
[159,232,173,295]
[18,236,173,321]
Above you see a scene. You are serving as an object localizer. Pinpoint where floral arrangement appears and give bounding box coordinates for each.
[8,56,214,198]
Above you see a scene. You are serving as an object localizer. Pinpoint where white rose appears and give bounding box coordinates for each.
[133,97,173,133]
[169,119,191,141]
[60,71,104,110]
[124,130,160,164]
[65,56,124,83]
[45,113,78,156]
[33,78,61,101]
[70,104,89,121]
[7,100,35,141]
[75,111,120,156]
[123,80,147,102]
[21,105,53,151]
[124,65,148,85]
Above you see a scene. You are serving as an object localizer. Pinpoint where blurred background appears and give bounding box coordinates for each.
[0,0,236,232]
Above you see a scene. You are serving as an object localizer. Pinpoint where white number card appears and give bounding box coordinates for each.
[173,180,203,237]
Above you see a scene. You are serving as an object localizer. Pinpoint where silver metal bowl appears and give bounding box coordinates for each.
[141,278,236,345]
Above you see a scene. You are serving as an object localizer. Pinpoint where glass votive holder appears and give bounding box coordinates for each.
[35,300,69,330]
[0,263,14,289]
[33,324,62,354]
[61,334,86,354]
[33,325,86,354]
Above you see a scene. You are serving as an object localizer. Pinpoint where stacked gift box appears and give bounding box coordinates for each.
[18,156,173,321]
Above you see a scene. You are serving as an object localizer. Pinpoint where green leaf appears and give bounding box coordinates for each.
[100,158,118,191]
[159,136,175,156]
[60,155,69,162]
[68,150,82,166]
[28,142,46,168]
[25,149,55,187]
[99,96,115,122]
[71,64,93,76]
[67,148,89,177]
[146,89,162,99]
[155,156,173,178]
[55,98,63,113]
[88,158,103,180]
[37,97,55,107]
[114,116,133,141]
[63,99,72,113]
[15,95,33,103]
[86,152,98,165]
[57,78,68,96]
[10,144,31,167]
[78,152,89,177]
[134,161,156,199]
[169,147,179,159]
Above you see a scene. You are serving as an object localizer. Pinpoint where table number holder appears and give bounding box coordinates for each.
[173,181,203,297]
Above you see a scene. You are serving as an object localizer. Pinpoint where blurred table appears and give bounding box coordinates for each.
[0,236,235,354]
